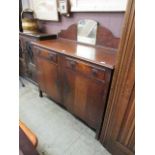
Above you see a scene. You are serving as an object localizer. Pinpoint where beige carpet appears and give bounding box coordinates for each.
[19,79,111,155]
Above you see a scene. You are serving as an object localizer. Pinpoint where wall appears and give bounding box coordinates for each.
[21,0,125,37]
[38,12,124,38]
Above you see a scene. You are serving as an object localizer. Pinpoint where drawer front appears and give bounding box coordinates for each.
[64,57,77,70]
[27,63,37,83]
[33,47,58,64]
[63,57,106,81]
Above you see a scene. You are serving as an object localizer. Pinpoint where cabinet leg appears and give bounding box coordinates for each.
[39,90,43,97]
[19,77,25,87]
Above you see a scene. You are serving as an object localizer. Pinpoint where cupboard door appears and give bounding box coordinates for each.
[44,59,61,103]
[36,57,61,103]
[84,78,106,129]
[62,68,76,114]
[63,68,106,130]
[36,57,46,92]
[20,36,38,84]
[19,38,27,76]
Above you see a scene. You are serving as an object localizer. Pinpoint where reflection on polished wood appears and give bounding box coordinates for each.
[32,38,117,69]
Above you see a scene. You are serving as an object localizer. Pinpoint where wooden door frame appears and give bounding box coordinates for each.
[100,0,135,144]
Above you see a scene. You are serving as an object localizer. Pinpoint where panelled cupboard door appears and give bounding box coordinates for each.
[62,68,106,130]
[36,57,61,103]
[36,57,46,92]
[62,68,75,114]
[20,35,38,84]
[19,37,28,77]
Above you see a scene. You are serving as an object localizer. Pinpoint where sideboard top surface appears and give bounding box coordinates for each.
[19,32,57,40]
[32,38,117,69]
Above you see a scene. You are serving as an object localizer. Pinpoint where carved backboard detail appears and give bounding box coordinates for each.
[58,24,120,49]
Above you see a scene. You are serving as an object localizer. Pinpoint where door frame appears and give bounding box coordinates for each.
[100,0,135,149]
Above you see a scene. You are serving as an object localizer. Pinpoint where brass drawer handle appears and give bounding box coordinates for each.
[49,54,57,62]
[69,60,77,68]
[92,68,98,76]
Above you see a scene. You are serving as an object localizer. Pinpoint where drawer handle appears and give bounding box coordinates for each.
[92,68,98,76]
[49,54,57,62]
[69,61,76,68]
[35,49,41,55]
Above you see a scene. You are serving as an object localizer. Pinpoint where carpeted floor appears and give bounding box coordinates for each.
[19,79,111,155]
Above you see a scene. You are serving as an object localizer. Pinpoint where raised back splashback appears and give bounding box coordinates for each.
[58,23,120,49]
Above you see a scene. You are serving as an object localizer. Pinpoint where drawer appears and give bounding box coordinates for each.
[64,57,77,70]
[64,57,106,81]
[34,47,58,63]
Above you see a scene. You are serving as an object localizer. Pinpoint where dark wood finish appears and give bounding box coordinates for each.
[58,23,120,49]
[63,57,106,82]
[32,39,117,69]
[99,0,135,154]
[19,127,39,155]
[96,26,120,49]
[58,24,77,41]
[62,56,112,130]
[31,22,119,135]
[19,38,27,76]
[32,39,114,133]
[19,35,38,84]
[19,32,57,40]
[19,33,57,84]
[34,47,61,104]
